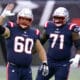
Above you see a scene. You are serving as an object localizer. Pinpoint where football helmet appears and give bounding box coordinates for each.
[17,8,33,29]
[17,8,33,20]
[52,7,69,27]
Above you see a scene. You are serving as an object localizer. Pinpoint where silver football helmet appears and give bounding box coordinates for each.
[52,7,69,27]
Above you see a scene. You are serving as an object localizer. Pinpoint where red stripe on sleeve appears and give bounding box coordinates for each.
[8,21,14,28]
[44,21,48,28]
[35,29,40,35]
[69,23,77,30]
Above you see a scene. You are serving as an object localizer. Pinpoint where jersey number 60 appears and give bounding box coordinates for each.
[14,36,34,54]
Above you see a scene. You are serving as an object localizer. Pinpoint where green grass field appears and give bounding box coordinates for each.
[0,66,80,80]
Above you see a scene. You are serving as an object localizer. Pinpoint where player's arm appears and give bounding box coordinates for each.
[40,29,48,45]
[32,29,48,54]
[70,26,80,68]
[0,25,10,38]
[0,4,14,38]
[35,39,49,76]
[72,31,80,54]
[35,39,47,62]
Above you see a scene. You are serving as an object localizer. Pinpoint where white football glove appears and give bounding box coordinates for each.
[1,4,15,17]
[1,10,15,17]
[70,54,80,68]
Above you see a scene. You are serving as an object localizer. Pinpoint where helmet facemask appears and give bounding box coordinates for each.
[53,16,66,27]
[52,7,69,27]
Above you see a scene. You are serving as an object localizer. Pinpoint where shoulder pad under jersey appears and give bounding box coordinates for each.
[69,23,80,32]
[69,23,77,30]
[7,21,14,28]
[44,21,52,28]
[35,28,40,36]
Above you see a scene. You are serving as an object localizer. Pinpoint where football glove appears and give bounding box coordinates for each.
[70,54,80,68]
[1,4,15,17]
[40,63,49,76]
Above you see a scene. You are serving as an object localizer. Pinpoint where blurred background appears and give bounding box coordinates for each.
[0,0,80,80]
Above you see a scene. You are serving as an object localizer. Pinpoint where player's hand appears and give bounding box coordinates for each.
[70,54,80,68]
[1,4,15,17]
[40,63,49,76]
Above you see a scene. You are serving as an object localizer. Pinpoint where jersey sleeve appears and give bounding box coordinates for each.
[73,26,80,33]
[35,28,41,40]
[4,21,14,38]
[71,24,80,53]
[44,21,49,29]
[44,21,50,36]
[69,23,80,42]
[6,21,14,29]
[69,23,80,33]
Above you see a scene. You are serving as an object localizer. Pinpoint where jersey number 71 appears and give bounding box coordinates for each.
[50,34,64,49]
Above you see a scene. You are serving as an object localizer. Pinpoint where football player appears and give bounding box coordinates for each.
[0,4,49,80]
[36,7,80,80]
